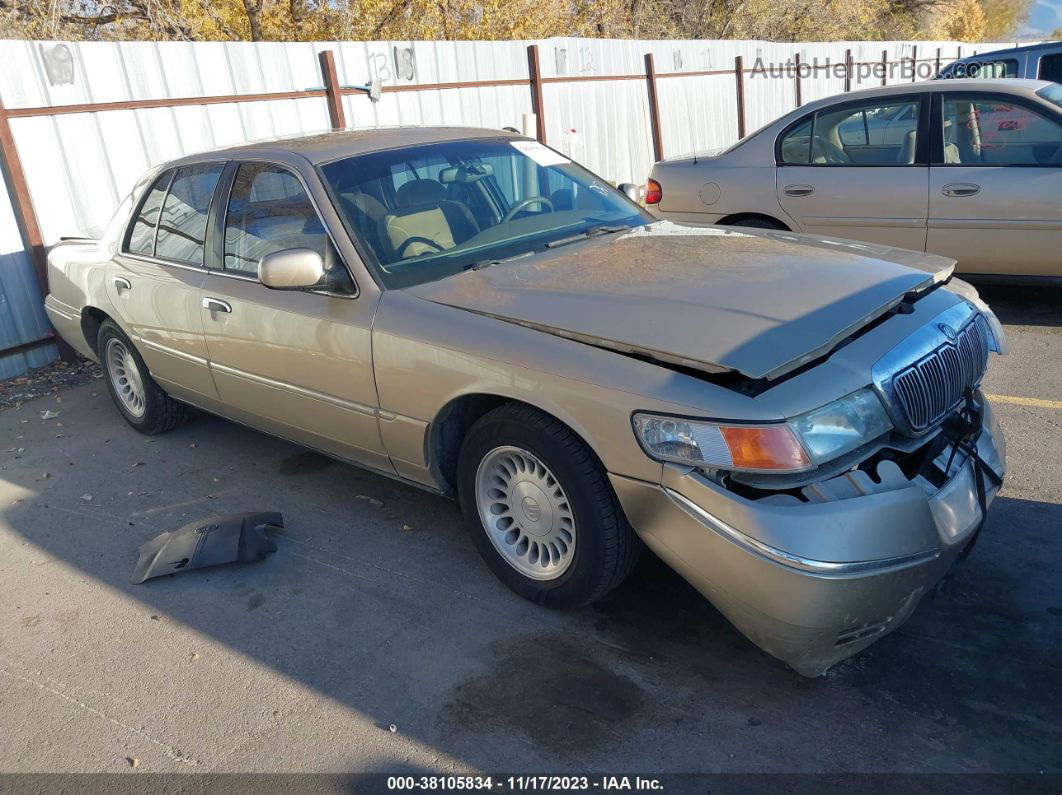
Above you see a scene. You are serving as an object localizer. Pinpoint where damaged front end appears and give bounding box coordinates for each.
[612,300,1007,676]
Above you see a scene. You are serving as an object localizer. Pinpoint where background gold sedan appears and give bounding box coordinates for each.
[647,79,1062,278]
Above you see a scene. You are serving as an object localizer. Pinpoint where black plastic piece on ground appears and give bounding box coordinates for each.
[131,512,282,584]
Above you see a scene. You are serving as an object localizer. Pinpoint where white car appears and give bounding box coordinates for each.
[647,79,1062,278]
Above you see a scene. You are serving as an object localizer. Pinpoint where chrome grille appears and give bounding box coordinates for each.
[891,315,990,432]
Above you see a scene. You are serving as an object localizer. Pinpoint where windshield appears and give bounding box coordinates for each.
[319,137,650,289]
[1038,83,1062,111]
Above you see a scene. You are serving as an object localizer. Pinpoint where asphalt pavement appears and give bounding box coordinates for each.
[0,283,1059,779]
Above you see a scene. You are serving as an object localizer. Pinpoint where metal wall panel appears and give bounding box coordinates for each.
[0,37,1025,376]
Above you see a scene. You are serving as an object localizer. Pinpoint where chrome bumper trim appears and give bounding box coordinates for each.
[664,488,941,576]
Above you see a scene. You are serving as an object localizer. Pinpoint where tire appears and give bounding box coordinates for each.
[97,319,191,435]
[727,216,786,230]
[457,402,641,608]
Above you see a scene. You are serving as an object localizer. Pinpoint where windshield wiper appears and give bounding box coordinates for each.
[465,251,536,271]
[545,225,629,249]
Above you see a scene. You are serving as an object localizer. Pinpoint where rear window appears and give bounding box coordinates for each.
[124,164,223,265]
[126,171,172,256]
[945,59,1019,79]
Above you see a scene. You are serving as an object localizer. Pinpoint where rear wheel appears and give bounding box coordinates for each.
[457,403,641,608]
[98,320,191,435]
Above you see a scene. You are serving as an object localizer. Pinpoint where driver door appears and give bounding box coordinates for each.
[776,94,930,251]
[199,160,392,472]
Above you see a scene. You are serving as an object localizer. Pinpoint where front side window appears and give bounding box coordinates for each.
[779,99,921,166]
[319,137,650,289]
[942,96,1062,165]
[126,170,172,256]
[154,164,224,266]
[224,164,329,274]
[223,163,354,293]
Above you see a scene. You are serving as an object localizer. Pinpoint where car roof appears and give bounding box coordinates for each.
[950,41,1061,60]
[794,78,1053,114]
[165,125,523,169]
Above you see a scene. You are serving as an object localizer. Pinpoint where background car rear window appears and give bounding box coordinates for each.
[224,164,328,274]
[780,100,920,165]
[154,164,224,266]
[949,59,1018,79]
[943,97,1062,165]
[126,170,173,256]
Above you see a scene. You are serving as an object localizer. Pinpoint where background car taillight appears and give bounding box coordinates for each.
[644,178,662,205]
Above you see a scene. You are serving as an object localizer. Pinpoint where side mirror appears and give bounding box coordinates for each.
[618,182,643,202]
[258,248,325,290]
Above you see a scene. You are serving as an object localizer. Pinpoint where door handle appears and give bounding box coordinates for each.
[941,183,980,197]
[113,276,132,292]
[202,297,232,314]
[783,184,815,197]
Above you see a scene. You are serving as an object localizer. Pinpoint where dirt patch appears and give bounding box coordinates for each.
[0,356,102,409]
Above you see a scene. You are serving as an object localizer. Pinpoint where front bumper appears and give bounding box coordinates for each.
[611,394,1006,676]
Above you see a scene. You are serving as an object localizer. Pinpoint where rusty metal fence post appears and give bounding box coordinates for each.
[0,97,48,301]
[844,49,852,91]
[0,96,75,361]
[644,53,664,162]
[526,45,547,144]
[881,49,888,86]
[794,53,803,107]
[910,45,919,82]
[318,50,346,130]
[734,56,746,139]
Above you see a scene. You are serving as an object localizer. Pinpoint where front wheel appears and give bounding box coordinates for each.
[457,403,641,608]
[98,320,191,435]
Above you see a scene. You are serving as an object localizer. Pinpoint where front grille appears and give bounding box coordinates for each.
[892,314,990,432]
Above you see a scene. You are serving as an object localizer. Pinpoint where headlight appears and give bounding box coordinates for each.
[632,414,813,472]
[980,307,1007,354]
[633,388,892,473]
[787,388,892,465]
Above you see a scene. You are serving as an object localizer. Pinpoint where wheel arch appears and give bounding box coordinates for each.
[80,306,117,356]
[427,392,601,496]
[717,212,790,230]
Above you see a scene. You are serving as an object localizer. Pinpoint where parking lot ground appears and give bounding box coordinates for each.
[0,284,1059,778]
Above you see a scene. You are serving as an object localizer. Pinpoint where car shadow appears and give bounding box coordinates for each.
[1,400,1060,773]
[967,280,1062,328]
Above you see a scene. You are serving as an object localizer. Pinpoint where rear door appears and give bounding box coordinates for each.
[107,163,224,402]
[776,93,930,251]
[927,91,1062,276]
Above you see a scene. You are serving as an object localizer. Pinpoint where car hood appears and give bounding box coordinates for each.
[408,222,955,381]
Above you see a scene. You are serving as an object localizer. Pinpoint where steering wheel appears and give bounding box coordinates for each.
[396,236,446,258]
[502,196,554,224]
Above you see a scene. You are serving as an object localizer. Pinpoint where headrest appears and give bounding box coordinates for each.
[341,191,387,220]
[396,179,446,208]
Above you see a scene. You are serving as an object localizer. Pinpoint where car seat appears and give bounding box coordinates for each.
[378,179,480,261]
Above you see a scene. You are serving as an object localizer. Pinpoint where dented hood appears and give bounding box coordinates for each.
[408,222,955,381]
